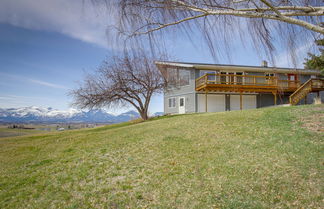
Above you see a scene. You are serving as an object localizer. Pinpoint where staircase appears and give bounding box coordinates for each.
[289,79,324,105]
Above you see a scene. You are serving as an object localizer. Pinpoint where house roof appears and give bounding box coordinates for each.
[155,61,321,75]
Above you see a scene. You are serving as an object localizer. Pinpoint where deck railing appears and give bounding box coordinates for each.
[196,73,302,91]
[289,78,324,105]
[311,78,324,89]
[277,80,301,90]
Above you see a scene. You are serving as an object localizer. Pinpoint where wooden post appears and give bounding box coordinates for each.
[240,92,243,110]
[205,90,208,112]
[274,92,277,105]
[304,94,307,104]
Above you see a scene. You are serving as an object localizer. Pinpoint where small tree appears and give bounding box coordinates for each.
[70,53,166,120]
[304,39,324,75]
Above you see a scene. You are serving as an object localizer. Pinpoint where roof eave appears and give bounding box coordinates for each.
[155,61,320,75]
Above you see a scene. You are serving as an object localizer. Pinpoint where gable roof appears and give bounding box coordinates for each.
[155,61,321,75]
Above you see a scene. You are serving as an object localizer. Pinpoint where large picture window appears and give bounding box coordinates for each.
[179,69,190,86]
[167,68,178,87]
[166,68,190,87]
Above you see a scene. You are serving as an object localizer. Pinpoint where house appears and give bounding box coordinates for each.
[155,61,324,114]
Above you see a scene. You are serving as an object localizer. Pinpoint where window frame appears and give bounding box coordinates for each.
[168,97,176,108]
[265,73,275,79]
[220,71,245,84]
[179,69,190,86]
[166,68,178,88]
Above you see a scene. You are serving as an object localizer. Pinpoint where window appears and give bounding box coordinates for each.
[166,68,190,87]
[220,72,227,84]
[179,69,190,86]
[168,97,176,108]
[265,73,275,84]
[179,98,184,107]
[200,70,216,81]
[265,73,275,79]
[220,72,244,84]
[167,68,178,87]
[288,74,297,81]
[236,72,243,84]
[228,72,235,84]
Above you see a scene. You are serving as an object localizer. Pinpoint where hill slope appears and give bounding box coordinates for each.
[0,105,323,208]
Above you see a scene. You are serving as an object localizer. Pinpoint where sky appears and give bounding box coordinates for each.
[0,0,317,114]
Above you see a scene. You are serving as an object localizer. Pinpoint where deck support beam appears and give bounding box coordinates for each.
[205,90,208,112]
[240,92,243,110]
[273,92,277,106]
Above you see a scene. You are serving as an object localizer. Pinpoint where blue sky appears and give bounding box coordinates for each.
[0,0,316,114]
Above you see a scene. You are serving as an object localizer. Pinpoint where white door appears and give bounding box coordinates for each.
[198,94,225,112]
[179,97,185,114]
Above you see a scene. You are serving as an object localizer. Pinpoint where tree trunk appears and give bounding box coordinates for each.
[139,110,149,120]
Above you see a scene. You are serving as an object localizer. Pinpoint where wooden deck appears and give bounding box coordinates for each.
[196,74,324,109]
[195,73,301,94]
[289,79,324,105]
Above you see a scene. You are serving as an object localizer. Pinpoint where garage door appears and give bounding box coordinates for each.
[243,95,257,109]
[198,94,225,112]
[230,95,256,110]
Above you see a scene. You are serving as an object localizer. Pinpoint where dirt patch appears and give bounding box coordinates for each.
[300,113,324,133]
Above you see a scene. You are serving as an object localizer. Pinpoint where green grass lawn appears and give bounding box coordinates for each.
[0,105,323,208]
[0,128,45,138]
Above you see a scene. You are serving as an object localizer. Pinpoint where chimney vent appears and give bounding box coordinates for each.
[261,60,268,67]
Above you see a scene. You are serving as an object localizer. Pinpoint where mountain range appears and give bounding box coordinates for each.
[0,106,163,123]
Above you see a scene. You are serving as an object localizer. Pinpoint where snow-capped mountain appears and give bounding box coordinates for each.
[0,106,156,123]
[152,112,164,117]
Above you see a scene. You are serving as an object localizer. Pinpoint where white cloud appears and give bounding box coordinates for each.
[28,79,67,89]
[0,94,73,110]
[0,72,67,89]
[0,0,117,48]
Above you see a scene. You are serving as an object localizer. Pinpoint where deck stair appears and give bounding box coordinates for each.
[289,79,324,105]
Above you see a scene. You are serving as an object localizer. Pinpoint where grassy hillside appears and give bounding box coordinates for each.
[0,127,44,138]
[0,105,323,208]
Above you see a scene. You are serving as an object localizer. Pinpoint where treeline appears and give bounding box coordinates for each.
[7,124,35,129]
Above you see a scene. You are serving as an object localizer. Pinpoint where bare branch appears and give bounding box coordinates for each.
[70,51,166,120]
[97,0,324,65]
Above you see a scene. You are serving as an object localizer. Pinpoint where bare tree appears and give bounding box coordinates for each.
[70,52,166,120]
[105,0,324,64]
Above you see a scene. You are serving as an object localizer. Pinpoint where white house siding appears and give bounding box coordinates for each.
[164,68,196,114]
[164,93,196,114]
[230,95,257,110]
[197,94,225,112]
